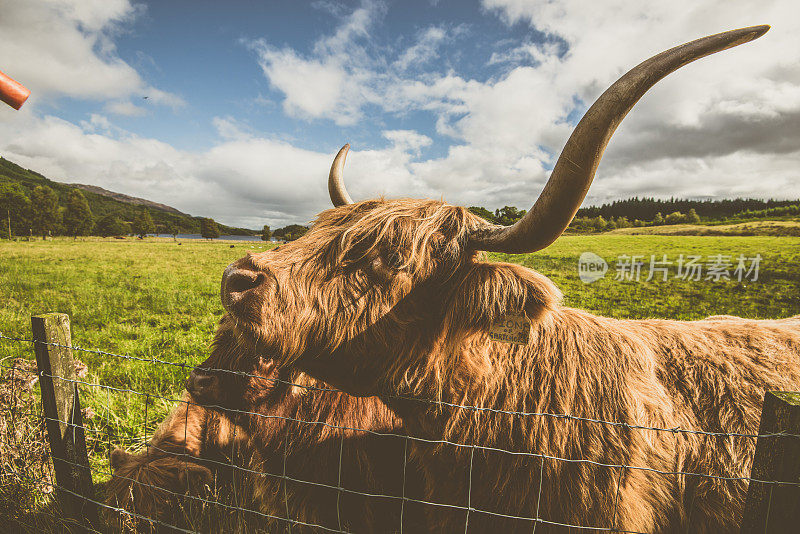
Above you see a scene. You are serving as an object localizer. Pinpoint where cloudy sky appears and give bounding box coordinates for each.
[0,0,798,229]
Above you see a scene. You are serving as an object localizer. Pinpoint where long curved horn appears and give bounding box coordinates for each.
[328,144,353,206]
[468,25,769,253]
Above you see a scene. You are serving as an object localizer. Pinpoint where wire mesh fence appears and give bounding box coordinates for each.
[1,324,799,533]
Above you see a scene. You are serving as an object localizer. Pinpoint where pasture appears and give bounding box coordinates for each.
[2,234,800,521]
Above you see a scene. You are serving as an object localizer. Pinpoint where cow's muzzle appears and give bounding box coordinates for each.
[221,261,267,311]
[186,368,220,404]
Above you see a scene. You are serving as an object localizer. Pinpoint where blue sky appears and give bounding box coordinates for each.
[1,0,798,229]
[85,1,549,155]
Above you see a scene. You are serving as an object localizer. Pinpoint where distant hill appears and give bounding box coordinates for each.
[66,183,187,216]
[0,157,257,235]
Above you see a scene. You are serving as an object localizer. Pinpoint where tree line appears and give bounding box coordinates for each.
[0,182,226,240]
[576,197,799,221]
[8,180,795,242]
[258,224,310,242]
[0,180,309,242]
[469,198,800,233]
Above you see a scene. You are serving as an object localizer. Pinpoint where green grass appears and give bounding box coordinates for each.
[493,234,800,320]
[1,233,799,522]
[608,219,800,237]
[0,237,275,508]
[1,237,267,392]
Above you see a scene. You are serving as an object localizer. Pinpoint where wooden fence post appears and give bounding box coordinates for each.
[32,313,101,532]
[740,391,800,533]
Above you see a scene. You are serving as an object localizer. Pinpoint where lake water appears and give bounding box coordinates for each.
[150,233,274,242]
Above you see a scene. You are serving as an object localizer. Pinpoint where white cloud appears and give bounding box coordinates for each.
[79,114,114,133]
[313,0,382,56]
[0,0,182,107]
[250,0,800,213]
[479,0,800,144]
[394,26,449,71]
[253,48,360,124]
[249,1,385,126]
[250,1,470,126]
[383,129,433,154]
[0,111,398,228]
[212,116,254,141]
[105,100,146,117]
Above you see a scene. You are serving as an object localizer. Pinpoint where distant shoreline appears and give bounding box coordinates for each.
[149,233,272,242]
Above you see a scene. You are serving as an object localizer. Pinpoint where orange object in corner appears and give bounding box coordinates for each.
[0,69,30,110]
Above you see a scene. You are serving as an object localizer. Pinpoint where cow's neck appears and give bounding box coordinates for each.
[382,306,671,452]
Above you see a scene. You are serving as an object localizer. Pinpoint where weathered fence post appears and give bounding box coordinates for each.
[32,313,101,532]
[740,391,800,533]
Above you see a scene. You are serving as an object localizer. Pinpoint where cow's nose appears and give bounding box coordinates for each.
[190,372,217,390]
[222,264,266,308]
[227,270,264,293]
[186,369,219,402]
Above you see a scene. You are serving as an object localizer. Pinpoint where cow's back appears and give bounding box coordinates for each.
[633,314,800,533]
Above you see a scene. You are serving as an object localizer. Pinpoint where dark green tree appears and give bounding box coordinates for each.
[132,208,156,238]
[665,211,685,225]
[95,214,129,237]
[168,223,181,241]
[200,217,220,240]
[273,224,308,241]
[0,183,30,239]
[63,189,94,239]
[494,206,526,226]
[468,206,497,223]
[261,224,271,242]
[30,185,61,239]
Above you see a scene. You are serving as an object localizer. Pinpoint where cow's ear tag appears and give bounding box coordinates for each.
[489,313,530,345]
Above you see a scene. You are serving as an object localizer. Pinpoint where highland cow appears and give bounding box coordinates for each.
[109,333,428,533]
[190,26,800,533]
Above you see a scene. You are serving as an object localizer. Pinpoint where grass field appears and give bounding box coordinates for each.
[1,233,800,521]
[608,219,800,237]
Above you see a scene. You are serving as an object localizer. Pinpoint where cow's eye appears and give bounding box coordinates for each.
[369,252,408,281]
[369,256,394,281]
[386,251,404,270]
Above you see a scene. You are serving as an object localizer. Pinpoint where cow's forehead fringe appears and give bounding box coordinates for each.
[307,198,487,268]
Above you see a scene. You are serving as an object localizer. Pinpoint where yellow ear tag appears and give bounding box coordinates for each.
[489,313,530,345]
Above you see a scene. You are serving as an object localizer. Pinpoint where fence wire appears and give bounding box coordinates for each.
[1,331,798,533]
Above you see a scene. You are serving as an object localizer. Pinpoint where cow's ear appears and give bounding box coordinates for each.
[177,462,213,492]
[110,448,131,470]
[443,262,561,333]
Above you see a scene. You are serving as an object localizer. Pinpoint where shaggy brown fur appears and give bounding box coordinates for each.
[105,392,223,532]
[202,198,800,533]
[109,340,428,533]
